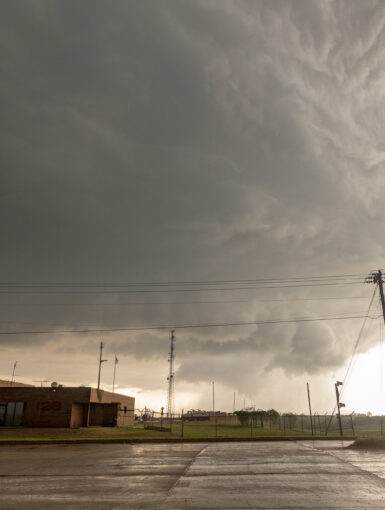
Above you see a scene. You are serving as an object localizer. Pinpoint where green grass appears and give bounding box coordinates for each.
[348,430,385,449]
[350,437,385,450]
[0,421,352,443]
[0,423,170,441]
[174,422,315,438]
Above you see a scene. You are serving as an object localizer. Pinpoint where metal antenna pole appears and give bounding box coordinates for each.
[33,380,49,387]
[167,330,175,418]
[11,361,17,386]
[97,341,107,390]
[112,355,118,393]
[307,382,314,436]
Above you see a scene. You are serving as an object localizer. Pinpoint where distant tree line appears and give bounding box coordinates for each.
[234,409,280,427]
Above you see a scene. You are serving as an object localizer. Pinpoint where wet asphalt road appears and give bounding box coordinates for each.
[0,440,385,509]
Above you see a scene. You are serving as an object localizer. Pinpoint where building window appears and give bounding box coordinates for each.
[0,402,24,427]
[0,403,6,426]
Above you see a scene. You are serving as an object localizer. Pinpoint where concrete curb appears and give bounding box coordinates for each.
[0,436,356,446]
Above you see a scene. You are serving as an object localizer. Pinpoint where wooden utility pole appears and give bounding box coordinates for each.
[366,270,385,324]
[307,382,314,436]
[375,270,385,325]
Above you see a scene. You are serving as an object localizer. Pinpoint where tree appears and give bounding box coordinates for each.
[234,410,250,426]
[284,413,297,429]
[266,409,279,427]
[254,409,266,428]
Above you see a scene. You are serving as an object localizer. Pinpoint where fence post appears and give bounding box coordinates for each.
[283,415,286,435]
[215,413,218,439]
[350,413,355,436]
[181,409,184,438]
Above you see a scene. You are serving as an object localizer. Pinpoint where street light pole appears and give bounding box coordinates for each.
[335,381,344,436]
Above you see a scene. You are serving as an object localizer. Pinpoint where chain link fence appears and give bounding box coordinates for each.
[133,409,364,438]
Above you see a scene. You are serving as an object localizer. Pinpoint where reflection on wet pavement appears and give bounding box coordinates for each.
[0,440,385,508]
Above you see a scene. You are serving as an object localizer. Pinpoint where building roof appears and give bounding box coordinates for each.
[0,380,35,387]
[0,385,134,405]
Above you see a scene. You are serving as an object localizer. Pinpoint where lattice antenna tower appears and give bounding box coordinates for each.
[166,329,175,418]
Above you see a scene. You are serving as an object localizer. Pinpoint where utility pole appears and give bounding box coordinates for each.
[97,341,108,390]
[167,330,175,418]
[307,382,314,436]
[11,361,17,386]
[367,271,385,431]
[233,391,235,414]
[367,270,385,325]
[335,381,344,436]
[212,381,215,414]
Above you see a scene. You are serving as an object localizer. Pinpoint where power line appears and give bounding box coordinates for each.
[340,288,379,399]
[0,309,370,328]
[0,281,362,295]
[0,299,250,306]
[324,287,378,421]
[0,273,366,287]
[0,312,378,335]
[0,296,369,306]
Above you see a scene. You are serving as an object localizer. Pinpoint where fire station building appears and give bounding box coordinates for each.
[0,386,135,428]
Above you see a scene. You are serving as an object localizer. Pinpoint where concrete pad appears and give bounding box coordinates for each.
[164,442,385,509]
[326,447,385,481]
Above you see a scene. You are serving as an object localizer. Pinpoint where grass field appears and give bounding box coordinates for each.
[0,421,357,443]
[350,437,385,449]
[346,429,385,449]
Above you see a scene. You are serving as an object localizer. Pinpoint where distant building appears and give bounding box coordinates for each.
[184,409,210,421]
[184,409,236,423]
[0,386,135,428]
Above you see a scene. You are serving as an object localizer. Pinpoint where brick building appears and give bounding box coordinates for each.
[0,386,135,428]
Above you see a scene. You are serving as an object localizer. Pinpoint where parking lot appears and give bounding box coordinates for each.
[1,440,385,508]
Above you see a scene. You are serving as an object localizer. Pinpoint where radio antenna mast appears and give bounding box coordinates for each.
[166,330,175,418]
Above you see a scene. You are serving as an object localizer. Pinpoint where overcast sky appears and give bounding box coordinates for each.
[1,0,385,414]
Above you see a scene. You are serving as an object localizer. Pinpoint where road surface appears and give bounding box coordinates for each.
[1,440,385,508]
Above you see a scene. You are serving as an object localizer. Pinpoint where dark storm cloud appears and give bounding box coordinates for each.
[1,0,384,396]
